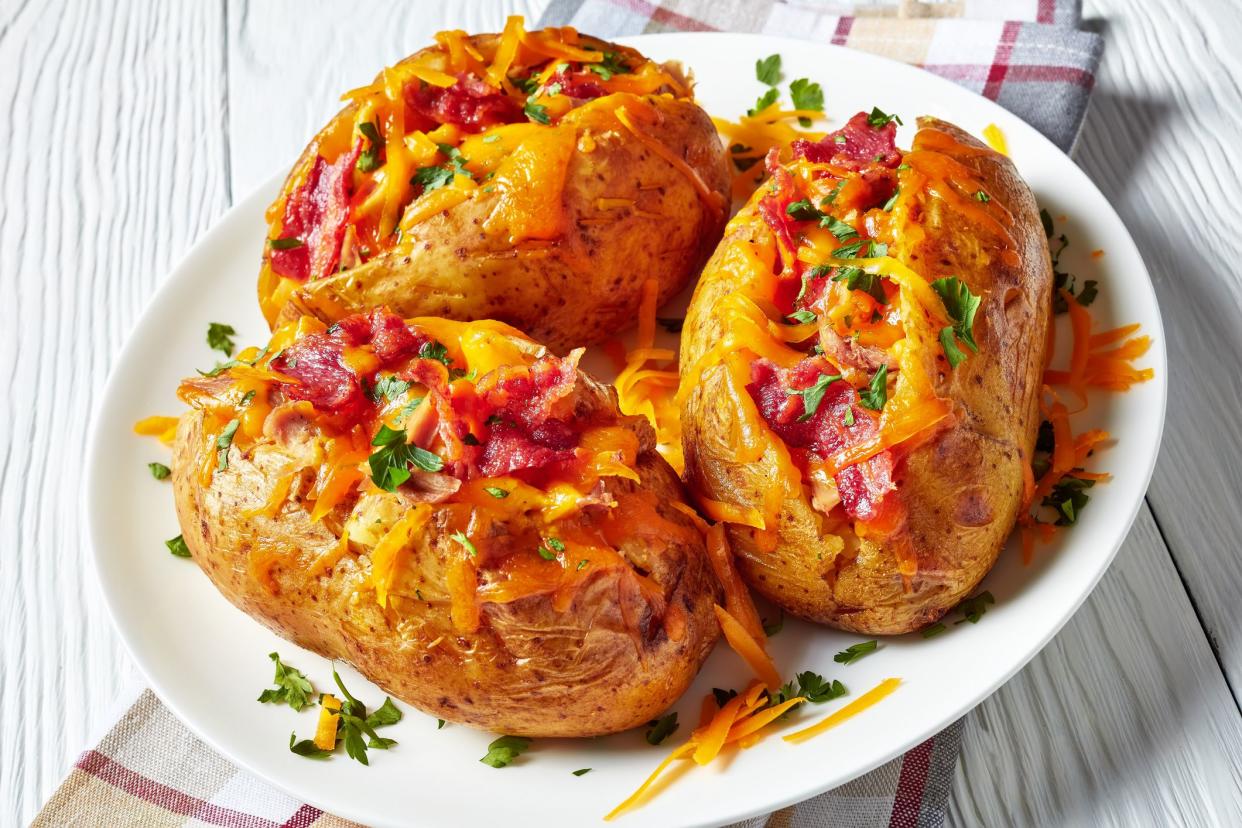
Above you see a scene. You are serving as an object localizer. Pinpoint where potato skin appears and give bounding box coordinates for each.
[172,398,720,737]
[262,34,729,353]
[681,117,1051,634]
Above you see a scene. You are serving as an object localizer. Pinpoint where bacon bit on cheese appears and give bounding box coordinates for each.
[134,415,181,445]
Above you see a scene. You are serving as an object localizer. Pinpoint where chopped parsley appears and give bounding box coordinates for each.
[730,143,759,172]
[822,180,846,205]
[798,264,833,302]
[588,51,630,80]
[762,611,784,637]
[930,277,981,367]
[833,266,888,305]
[748,86,780,116]
[257,652,314,711]
[215,418,239,471]
[370,374,411,403]
[955,591,995,624]
[483,486,509,499]
[481,735,531,768]
[288,733,332,760]
[882,187,901,212]
[858,365,888,411]
[268,236,303,250]
[788,371,843,421]
[822,215,859,242]
[755,53,782,86]
[787,308,817,324]
[368,424,444,491]
[524,99,551,124]
[657,316,684,333]
[418,340,452,366]
[357,121,382,172]
[148,462,171,480]
[712,688,739,707]
[450,530,477,557]
[206,322,236,357]
[790,671,847,703]
[834,640,879,665]
[866,107,903,128]
[538,536,565,560]
[785,199,820,221]
[410,164,455,191]
[843,407,855,427]
[165,534,191,558]
[830,240,863,259]
[576,559,589,571]
[1043,477,1095,525]
[572,768,592,776]
[789,78,824,126]
[921,623,947,639]
[974,189,990,203]
[645,713,679,745]
[315,667,401,765]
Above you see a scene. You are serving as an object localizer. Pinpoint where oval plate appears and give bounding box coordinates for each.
[87,32,1166,828]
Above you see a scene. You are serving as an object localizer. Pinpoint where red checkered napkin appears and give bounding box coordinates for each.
[41,2,1100,825]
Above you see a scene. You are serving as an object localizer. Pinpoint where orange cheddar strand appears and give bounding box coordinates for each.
[714,604,782,692]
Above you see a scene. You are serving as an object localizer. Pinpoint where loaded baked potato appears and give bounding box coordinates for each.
[171,310,720,736]
[258,19,729,352]
[679,114,1051,635]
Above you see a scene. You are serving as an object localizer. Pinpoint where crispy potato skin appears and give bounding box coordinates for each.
[681,118,1051,634]
[264,35,729,353]
[172,403,719,737]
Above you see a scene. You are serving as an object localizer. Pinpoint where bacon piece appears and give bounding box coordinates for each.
[543,69,607,100]
[272,309,424,423]
[791,111,901,171]
[406,74,524,133]
[270,142,363,282]
[746,358,896,522]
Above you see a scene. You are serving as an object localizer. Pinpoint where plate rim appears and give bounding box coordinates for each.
[85,30,1168,828]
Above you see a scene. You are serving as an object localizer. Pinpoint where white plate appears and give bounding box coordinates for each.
[87,33,1166,828]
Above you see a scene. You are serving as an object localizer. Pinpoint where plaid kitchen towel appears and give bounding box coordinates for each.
[38,2,1099,826]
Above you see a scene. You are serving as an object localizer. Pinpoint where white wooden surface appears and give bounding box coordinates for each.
[3,0,1241,825]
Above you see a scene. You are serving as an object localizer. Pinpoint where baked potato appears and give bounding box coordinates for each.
[679,114,1051,634]
[257,18,729,353]
[171,310,720,736]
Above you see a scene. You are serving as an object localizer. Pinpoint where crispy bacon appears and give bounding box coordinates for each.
[406,74,525,133]
[747,358,897,523]
[270,142,363,282]
[791,111,902,171]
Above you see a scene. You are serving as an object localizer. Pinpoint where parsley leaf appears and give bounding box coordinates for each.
[215,418,239,471]
[368,424,444,491]
[762,611,784,637]
[748,86,780,116]
[450,530,477,557]
[831,240,863,259]
[833,640,879,665]
[484,486,509,499]
[866,107,903,128]
[207,322,236,357]
[955,591,995,624]
[858,364,888,411]
[657,316,684,333]
[712,688,738,707]
[940,327,968,369]
[572,767,592,776]
[786,199,821,221]
[1043,477,1095,525]
[1077,280,1099,307]
[787,309,817,324]
[588,51,630,80]
[645,713,679,745]
[357,121,382,172]
[365,697,403,729]
[411,163,455,191]
[481,735,531,768]
[921,623,947,639]
[822,180,846,205]
[269,236,303,250]
[882,187,901,212]
[165,534,191,558]
[257,652,314,711]
[974,189,990,203]
[328,667,400,765]
[789,78,824,126]
[821,216,858,241]
[795,671,848,703]
[832,266,888,305]
[788,371,843,421]
[370,375,411,403]
[524,99,550,124]
[148,462,171,480]
[418,340,452,366]
[755,53,782,86]
[930,277,982,364]
[289,732,332,760]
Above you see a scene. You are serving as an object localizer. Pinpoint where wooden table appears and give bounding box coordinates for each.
[3,1,1241,824]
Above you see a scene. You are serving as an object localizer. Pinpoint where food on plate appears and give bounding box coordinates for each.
[169,309,720,736]
[257,18,729,352]
[679,112,1053,634]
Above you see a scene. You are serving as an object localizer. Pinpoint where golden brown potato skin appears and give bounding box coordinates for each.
[262,34,729,353]
[681,117,1051,635]
[172,405,720,737]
